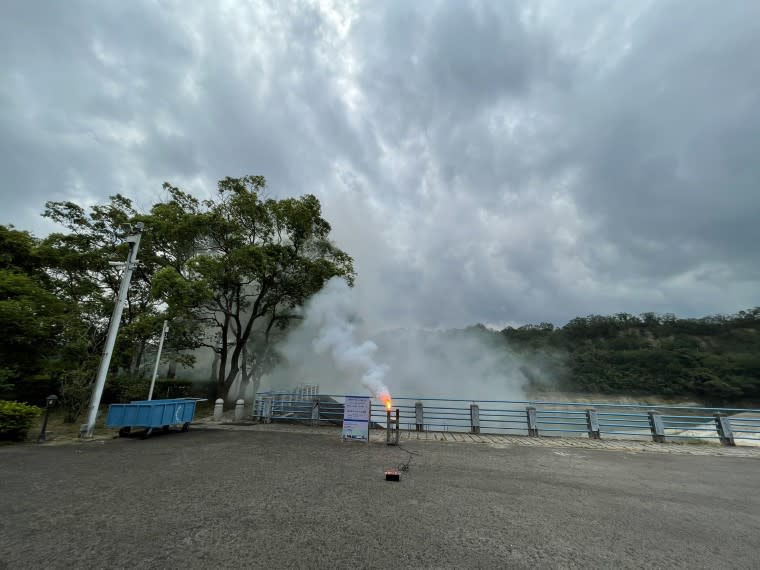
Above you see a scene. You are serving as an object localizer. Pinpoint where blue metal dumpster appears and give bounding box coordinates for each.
[106,398,200,437]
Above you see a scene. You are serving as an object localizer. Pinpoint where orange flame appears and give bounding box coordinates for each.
[384,398,392,411]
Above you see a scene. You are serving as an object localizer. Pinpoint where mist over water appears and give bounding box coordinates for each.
[265,278,530,400]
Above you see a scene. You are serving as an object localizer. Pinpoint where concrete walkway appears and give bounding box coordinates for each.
[200,419,760,458]
[2,426,759,569]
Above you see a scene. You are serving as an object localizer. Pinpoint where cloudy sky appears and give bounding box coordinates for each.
[2,0,758,329]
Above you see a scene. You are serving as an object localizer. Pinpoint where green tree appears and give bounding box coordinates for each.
[36,194,202,418]
[0,225,67,394]
[152,176,354,401]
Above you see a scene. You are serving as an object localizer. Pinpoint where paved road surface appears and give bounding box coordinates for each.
[1,427,759,569]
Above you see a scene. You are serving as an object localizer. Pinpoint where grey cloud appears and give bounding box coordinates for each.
[559,1,760,280]
[0,0,758,330]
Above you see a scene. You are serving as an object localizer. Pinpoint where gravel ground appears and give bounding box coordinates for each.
[1,426,759,569]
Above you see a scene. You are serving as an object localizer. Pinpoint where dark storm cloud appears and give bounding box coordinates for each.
[555,1,760,299]
[1,0,758,327]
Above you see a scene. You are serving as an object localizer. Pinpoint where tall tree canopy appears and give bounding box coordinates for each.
[0,225,66,391]
[151,176,355,399]
[1,175,353,415]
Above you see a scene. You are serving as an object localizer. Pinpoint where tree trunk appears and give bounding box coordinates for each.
[223,284,269,391]
[237,345,251,401]
[210,349,220,383]
[167,359,176,379]
[129,338,146,377]
[218,315,230,388]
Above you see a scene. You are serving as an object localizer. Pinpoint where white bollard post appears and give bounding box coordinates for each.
[213,398,224,421]
[234,399,245,421]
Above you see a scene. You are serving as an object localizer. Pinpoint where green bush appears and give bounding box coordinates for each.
[106,376,196,403]
[107,376,151,403]
[0,400,41,441]
[59,369,93,423]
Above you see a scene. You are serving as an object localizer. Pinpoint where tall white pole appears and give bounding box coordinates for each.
[82,224,144,437]
[147,320,169,401]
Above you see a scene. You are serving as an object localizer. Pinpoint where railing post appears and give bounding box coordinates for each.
[526,406,538,436]
[387,408,400,445]
[213,398,224,421]
[415,401,424,432]
[714,413,735,446]
[262,397,273,424]
[470,403,480,434]
[648,411,666,443]
[311,398,320,427]
[586,408,600,439]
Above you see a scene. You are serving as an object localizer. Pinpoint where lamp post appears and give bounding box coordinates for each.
[81,222,144,438]
[37,394,58,443]
[147,319,169,400]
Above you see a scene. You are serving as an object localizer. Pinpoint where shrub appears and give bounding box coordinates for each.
[108,376,151,403]
[0,400,41,441]
[59,369,92,423]
[106,376,196,403]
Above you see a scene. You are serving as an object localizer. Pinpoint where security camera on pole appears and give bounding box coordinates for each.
[81,222,144,438]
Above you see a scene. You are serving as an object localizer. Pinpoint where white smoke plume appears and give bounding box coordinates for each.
[265,278,534,402]
[307,279,392,404]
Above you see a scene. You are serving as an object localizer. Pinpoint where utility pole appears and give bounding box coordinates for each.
[147,320,169,400]
[81,223,144,437]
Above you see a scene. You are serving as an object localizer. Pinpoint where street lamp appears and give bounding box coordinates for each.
[37,394,58,443]
[81,222,144,438]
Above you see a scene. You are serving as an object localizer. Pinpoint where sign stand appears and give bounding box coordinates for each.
[342,396,371,444]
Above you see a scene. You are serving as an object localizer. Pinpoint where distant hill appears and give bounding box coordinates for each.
[497,308,760,404]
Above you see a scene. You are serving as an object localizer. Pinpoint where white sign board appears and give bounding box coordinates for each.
[342,396,371,442]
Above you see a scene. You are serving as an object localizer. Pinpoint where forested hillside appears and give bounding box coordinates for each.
[498,309,760,403]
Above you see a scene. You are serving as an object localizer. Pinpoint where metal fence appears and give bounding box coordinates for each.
[252,392,760,447]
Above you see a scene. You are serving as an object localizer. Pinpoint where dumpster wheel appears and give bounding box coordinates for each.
[142,427,154,439]
[182,422,190,432]
[118,427,131,437]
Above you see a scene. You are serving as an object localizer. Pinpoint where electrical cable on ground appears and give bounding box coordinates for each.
[396,443,420,473]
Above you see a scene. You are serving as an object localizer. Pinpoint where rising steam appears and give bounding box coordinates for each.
[308,279,392,405]
[266,277,532,402]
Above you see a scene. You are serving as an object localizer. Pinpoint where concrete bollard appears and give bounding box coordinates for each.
[586,408,601,439]
[470,403,480,434]
[714,414,735,446]
[648,411,666,443]
[415,401,424,432]
[311,398,320,427]
[526,406,539,437]
[213,398,224,421]
[234,399,245,421]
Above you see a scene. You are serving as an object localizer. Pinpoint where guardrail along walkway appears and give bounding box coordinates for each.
[252,393,760,447]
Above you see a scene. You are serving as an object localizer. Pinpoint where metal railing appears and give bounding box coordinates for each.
[252,392,760,447]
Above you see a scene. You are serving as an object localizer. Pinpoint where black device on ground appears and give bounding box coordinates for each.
[385,468,400,481]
